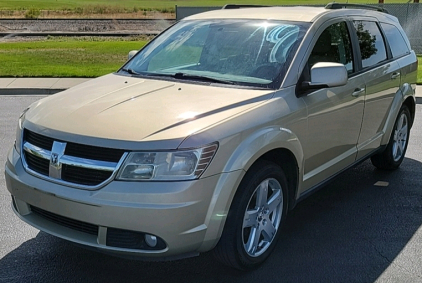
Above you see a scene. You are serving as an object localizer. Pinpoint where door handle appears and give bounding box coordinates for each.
[352,87,365,97]
[391,72,401,80]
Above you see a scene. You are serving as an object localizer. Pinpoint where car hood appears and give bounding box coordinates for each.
[24,73,274,150]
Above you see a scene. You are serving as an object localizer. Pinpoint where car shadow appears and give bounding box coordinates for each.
[1,158,421,283]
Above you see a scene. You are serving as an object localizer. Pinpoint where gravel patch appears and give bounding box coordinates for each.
[0,19,175,34]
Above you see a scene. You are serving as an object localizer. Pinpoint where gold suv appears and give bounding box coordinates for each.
[5,3,417,270]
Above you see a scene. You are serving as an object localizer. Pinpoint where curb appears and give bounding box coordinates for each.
[0,88,65,95]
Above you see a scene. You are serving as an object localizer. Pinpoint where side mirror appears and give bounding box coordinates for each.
[128,50,138,60]
[302,62,348,90]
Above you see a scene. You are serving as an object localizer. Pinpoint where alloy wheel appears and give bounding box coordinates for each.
[242,178,284,257]
[392,112,408,162]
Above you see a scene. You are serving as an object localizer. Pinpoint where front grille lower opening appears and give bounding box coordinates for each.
[30,205,99,236]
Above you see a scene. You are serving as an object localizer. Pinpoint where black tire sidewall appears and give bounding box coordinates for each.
[228,161,289,269]
[371,105,411,170]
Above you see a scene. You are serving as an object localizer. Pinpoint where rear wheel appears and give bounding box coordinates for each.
[213,160,288,270]
[371,105,411,170]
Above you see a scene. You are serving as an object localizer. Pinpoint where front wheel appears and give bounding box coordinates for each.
[371,105,411,170]
[213,160,289,270]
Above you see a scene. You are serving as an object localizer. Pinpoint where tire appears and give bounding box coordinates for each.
[213,160,289,270]
[371,105,411,170]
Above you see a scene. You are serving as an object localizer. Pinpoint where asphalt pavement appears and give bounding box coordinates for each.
[0,90,422,282]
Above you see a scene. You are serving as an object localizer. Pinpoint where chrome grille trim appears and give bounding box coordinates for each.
[23,143,50,159]
[22,139,128,190]
[23,142,119,172]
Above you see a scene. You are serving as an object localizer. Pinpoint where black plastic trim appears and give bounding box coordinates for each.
[296,145,387,203]
[222,4,269,9]
[325,3,389,14]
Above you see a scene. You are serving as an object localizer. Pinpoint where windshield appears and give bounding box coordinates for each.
[121,19,309,89]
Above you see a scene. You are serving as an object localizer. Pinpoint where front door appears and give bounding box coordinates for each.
[301,21,365,189]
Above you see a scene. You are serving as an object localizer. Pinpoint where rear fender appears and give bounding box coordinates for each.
[381,83,415,145]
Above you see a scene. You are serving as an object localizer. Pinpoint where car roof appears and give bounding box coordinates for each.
[183,6,326,22]
[183,6,398,24]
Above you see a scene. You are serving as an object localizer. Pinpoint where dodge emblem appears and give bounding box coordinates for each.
[49,141,67,179]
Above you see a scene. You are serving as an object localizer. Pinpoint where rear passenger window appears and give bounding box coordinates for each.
[353,21,387,69]
[380,23,410,58]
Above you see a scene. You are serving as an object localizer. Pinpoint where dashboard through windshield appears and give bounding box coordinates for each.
[121,19,309,89]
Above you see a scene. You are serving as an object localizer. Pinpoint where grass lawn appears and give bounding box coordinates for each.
[0,37,147,77]
[0,38,421,83]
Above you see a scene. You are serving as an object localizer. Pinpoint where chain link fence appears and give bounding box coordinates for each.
[175,4,422,54]
[385,4,422,54]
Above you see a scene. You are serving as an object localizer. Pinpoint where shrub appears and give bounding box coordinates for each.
[25,9,41,19]
[74,7,83,14]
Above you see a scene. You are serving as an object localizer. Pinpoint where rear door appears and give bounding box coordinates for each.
[352,19,402,159]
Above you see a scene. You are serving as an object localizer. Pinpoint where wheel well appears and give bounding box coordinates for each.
[259,149,299,211]
[404,96,416,128]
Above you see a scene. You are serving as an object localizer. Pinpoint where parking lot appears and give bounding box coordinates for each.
[1,94,421,282]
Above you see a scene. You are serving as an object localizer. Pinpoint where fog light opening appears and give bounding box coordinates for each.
[145,234,157,247]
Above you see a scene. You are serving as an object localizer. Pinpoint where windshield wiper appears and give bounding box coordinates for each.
[122,68,143,76]
[147,72,235,85]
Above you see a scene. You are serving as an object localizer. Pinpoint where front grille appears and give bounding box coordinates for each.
[23,129,125,162]
[62,164,112,186]
[25,152,49,175]
[65,143,124,163]
[24,129,54,150]
[30,205,99,236]
[22,129,126,188]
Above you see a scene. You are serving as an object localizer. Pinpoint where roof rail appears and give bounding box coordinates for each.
[325,2,389,14]
[222,4,270,9]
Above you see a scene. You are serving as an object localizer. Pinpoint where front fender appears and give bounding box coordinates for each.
[197,126,304,252]
[222,126,304,174]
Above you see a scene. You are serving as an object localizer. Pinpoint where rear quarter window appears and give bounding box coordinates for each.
[380,22,410,58]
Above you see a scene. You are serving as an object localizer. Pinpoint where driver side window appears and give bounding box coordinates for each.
[309,22,354,74]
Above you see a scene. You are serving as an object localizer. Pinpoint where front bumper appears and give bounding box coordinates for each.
[5,146,243,259]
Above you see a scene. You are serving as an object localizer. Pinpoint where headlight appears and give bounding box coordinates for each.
[14,107,29,155]
[116,143,218,181]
